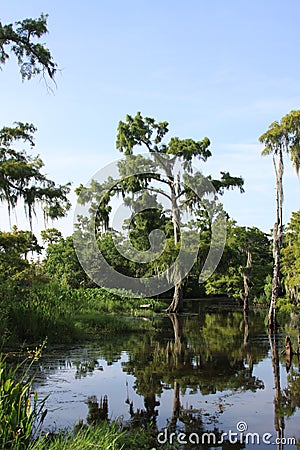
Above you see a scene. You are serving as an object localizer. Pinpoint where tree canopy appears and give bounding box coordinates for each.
[0,13,56,81]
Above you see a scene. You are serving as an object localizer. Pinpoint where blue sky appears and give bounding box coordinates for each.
[1,0,300,236]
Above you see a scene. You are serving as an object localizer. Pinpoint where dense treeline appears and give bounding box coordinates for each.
[1,209,300,345]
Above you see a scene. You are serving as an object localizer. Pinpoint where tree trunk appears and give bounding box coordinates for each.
[269,152,283,331]
[243,243,252,313]
[269,226,280,331]
[166,181,184,313]
[167,283,184,313]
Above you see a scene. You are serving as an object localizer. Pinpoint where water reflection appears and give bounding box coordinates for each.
[86,394,108,424]
[34,302,300,447]
[269,332,285,450]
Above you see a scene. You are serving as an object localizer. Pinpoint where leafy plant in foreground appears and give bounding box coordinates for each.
[0,345,47,449]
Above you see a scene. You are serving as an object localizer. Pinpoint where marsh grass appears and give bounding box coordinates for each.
[3,282,165,345]
[69,287,168,315]
[75,312,155,337]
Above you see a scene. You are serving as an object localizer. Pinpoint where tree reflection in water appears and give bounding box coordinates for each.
[86,394,108,425]
[268,331,300,449]
[36,304,300,447]
[119,309,266,447]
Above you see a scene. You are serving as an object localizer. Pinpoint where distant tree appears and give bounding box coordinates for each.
[0,13,56,82]
[0,226,42,300]
[42,233,91,289]
[259,110,300,330]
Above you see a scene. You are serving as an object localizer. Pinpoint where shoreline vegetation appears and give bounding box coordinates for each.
[1,280,299,349]
[0,285,168,348]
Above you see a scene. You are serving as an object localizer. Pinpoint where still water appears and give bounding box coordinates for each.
[34,300,300,448]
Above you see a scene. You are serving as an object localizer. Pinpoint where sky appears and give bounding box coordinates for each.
[1,0,300,237]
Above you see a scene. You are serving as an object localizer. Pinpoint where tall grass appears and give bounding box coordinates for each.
[0,345,47,450]
[27,422,175,450]
[69,287,167,315]
[28,424,124,450]
[3,281,164,345]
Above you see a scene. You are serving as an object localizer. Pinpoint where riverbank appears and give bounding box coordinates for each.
[1,284,168,347]
[2,280,298,349]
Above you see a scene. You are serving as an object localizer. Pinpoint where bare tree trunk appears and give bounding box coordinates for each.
[243,243,252,313]
[167,183,184,313]
[269,226,280,330]
[269,152,284,331]
[167,283,184,313]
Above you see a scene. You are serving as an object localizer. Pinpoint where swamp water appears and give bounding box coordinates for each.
[34,300,300,448]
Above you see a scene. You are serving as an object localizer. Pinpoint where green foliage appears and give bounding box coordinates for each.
[0,226,41,278]
[0,123,71,224]
[0,13,56,81]
[0,227,43,344]
[260,110,300,174]
[209,171,245,194]
[0,346,47,449]
[9,281,79,344]
[281,210,300,304]
[205,222,272,303]
[2,278,164,345]
[68,287,167,315]
[42,233,91,289]
[116,112,169,155]
[276,296,299,315]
